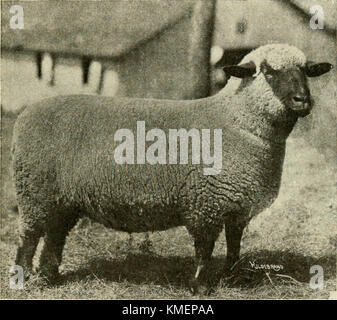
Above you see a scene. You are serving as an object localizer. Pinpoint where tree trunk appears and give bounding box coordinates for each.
[186,0,217,99]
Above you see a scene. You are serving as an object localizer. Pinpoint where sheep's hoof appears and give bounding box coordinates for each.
[189,279,214,296]
[224,258,238,275]
[189,278,199,295]
[30,274,52,288]
[38,267,60,286]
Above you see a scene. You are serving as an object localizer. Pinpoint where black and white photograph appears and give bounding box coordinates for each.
[1,0,336,302]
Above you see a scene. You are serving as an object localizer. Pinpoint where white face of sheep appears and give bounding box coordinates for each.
[223,60,333,117]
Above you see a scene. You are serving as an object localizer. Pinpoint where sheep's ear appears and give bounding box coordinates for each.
[305,61,333,77]
[223,61,256,78]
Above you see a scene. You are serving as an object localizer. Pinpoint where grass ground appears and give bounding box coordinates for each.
[1,110,336,299]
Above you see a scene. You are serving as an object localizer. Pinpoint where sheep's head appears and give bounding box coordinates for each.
[222,44,333,118]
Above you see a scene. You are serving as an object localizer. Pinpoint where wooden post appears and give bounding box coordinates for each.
[49,53,57,86]
[97,65,106,94]
[81,56,91,85]
[186,0,217,99]
[35,51,42,79]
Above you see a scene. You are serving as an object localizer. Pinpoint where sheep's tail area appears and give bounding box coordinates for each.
[9,141,18,213]
[9,115,20,214]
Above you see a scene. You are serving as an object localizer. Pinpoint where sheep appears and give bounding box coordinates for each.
[11,43,332,293]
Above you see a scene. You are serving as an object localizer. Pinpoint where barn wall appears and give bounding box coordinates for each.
[112,17,191,100]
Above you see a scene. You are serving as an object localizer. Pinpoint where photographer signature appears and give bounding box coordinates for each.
[249,261,284,272]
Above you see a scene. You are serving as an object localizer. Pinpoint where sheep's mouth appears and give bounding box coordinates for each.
[293,108,311,117]
[289,100,313,117]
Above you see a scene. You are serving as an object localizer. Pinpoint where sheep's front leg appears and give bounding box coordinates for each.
[189,234,217,295]
[224,215,247,273]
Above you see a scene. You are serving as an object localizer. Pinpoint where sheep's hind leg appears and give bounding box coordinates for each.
[15,203,46,280]
[39,213,79,283]
[15,225,42,280]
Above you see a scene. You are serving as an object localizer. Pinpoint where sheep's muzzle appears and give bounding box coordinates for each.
[290,96,313,117]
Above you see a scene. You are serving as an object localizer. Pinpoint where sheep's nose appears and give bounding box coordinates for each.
[291,95,312,116]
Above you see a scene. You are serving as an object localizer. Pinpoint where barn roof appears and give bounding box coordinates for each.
[1,0,194,59]
[290,0,337,30]
[1,0,335,59]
